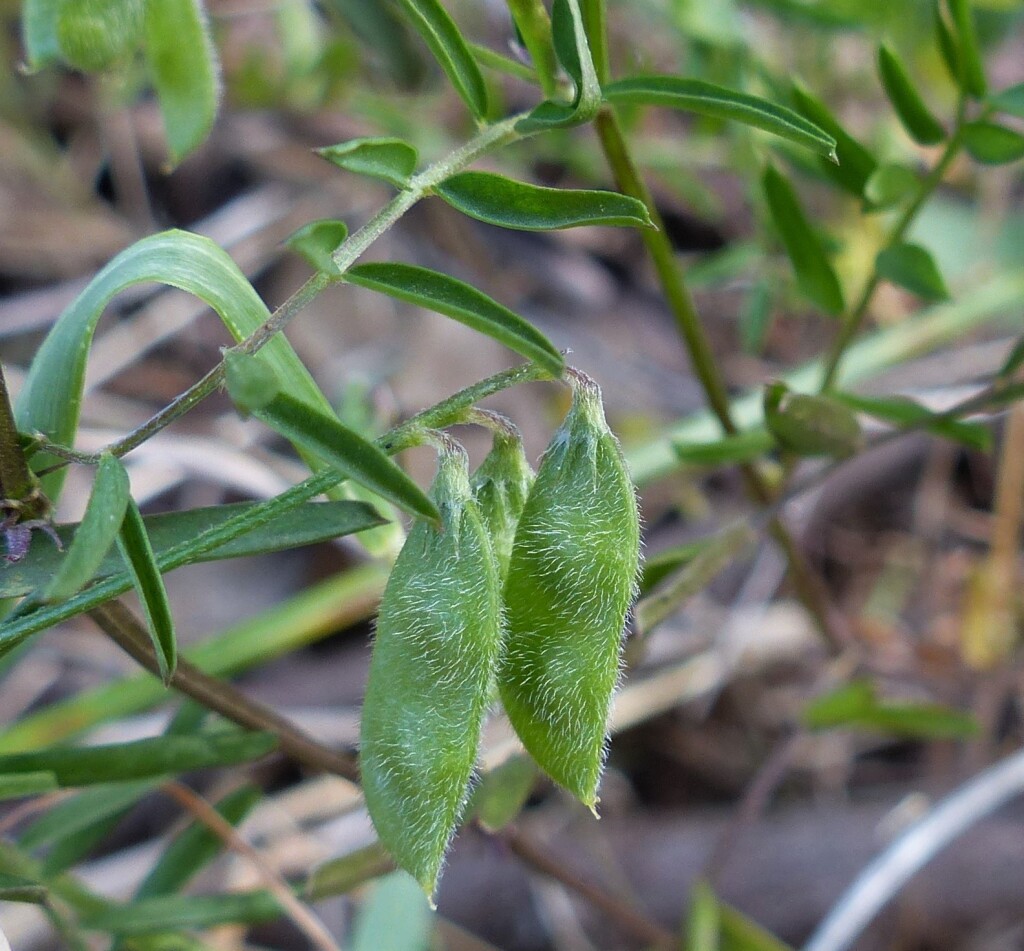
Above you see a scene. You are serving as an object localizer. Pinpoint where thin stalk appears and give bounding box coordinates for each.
[820,102,969,390]
[594,105,842,648]
[91,599,359,781]
[580,0,609,85]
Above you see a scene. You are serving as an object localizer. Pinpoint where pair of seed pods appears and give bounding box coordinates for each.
[360,373,641,894]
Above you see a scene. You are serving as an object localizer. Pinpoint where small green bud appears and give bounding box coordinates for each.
[764,381,862,458]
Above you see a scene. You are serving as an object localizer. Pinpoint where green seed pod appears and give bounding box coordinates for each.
[360,443,501,895]
[764,380,863,458]
[57,0,144,72]
[498,374,640,809]
[471,426,534,580]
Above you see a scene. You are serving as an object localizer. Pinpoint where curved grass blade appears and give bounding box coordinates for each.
[0,732,277,786]
[82,891,281,935]
[284,220,349,276]
[225,355,439,523]
[877,43,945,146]
[347,262,564,375]
[604,76,837,159]
[317,137,419,188]
[118,497,176,684]
[436,171,653,230]
[1,501,383,600]
[394,0,487,119]
[44,453,130,603]
[143,0,221,166]
[763,165,845,316]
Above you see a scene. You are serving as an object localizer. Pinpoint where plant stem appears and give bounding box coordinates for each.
[91,599,359,781]
[594,105,843,648]
[819,103,968,390]
[580,0,610,85]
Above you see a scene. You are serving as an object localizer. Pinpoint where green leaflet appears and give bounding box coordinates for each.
[990,82,1024,119]
[762,165,845,316]
[317,137,420,188]
[498,377,640,807]
[875,242,950,301]
[877,43,945,146]
[44,453,130,603]
[962,121,1024,165]
[394,0,488,120]
[517,0,601,131]
[225,353,439,524]
[285,219,349,275]
[143,0,221,166]
[864,164,918,210]
[831,391,991,451]
[347,262,564,376]
[790,82,877,197]
[1,500,383,600]
[0,732,277,786]
[605,76,837,159]
[360,447,501,893]
[117,496,177,684]
[436,171,653,231]
[947,0,986,98]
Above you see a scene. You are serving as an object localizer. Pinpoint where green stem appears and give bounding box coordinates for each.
[579,0,610,85]
[1,363,555,650]
[593,105,842,648]
[820,101,969,390]
[504,0,560,97]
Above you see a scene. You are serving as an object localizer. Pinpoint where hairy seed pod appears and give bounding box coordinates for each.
[360,444,501,894]
[471,427,534,580]
[498,374,640,809]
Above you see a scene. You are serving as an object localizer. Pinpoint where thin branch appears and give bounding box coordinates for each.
[90,599,359,781]
[162,780,342,951]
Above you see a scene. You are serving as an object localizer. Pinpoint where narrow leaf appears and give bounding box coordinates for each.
[962,121,1024,165]
[394,0,488,119]
[20,781,154,849]
[224,365,439,523]
[605,76,837,159]
[877,43,946,145]
[686,880,720,951]
[674,429,775,467]
[469,756,538,832]
[947,0,986,97]
[0,873,47,904]
[0,732,277,786]
[222,350,281,414]
[118,498,177,684]
[316,138,419,188]
[436,171,653,231]
[876,242,950,300]
[136,785,261,898]
[351,872,434,951]
[82,891,281,934]
[864,164,918,210]
[347,262,564,375]
[791,83,877,196]
[44,453,130,602]
[284,220,349,276]
[143,0,221,166]
[933,1,961,86]
[0,500,383,599]
[998,336,1024,378]
[517,0,600,131]
[990,82,1024,119]
[0,772,58,801]
[20,0,62,70]
[306,843,395,901]
[831,391,991,451]
[762,165,845,315]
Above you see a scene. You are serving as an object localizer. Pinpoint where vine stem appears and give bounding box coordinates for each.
[593,104,844,650]
[819,99,970,390]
